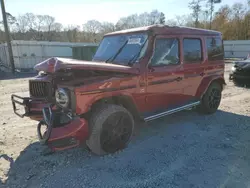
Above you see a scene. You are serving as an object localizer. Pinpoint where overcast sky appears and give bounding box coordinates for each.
[1,0,247,26]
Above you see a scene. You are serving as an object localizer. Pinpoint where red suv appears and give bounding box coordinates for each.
[11,25,225,155]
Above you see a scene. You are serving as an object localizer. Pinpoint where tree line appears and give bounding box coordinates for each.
[1,0,250,43]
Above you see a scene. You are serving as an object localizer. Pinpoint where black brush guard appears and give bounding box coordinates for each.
[11,94,32,118]
[37,104,54,144]
[11,94,44,118]
[38,104,72,144]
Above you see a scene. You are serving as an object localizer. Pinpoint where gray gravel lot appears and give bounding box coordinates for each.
[1,63,250,188]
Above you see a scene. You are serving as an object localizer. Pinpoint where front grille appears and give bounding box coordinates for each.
[29,81,52,98]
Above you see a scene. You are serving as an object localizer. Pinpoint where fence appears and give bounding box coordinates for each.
[0,40,98,72]
[224,40,250,59]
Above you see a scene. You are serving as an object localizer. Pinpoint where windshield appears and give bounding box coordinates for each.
[92,33,148,65]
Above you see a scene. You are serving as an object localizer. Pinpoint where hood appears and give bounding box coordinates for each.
[234,60,250,70]
[34,57,139,75]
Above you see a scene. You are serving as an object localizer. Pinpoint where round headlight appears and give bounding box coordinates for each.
[55,88,69,108]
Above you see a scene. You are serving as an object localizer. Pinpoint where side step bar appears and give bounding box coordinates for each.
[144,101,200,122]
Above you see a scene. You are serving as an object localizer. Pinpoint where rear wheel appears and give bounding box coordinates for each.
[197,82,222,114]
[86,104,134,155]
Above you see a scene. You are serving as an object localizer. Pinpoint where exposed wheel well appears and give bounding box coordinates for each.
[84,95,142,121]
[211,78,226,90]
[200,78,225,100]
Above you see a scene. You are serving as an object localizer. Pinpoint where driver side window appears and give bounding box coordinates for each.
[150,38,180,67]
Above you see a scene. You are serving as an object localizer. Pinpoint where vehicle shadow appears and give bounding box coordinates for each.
[1,109,250,188]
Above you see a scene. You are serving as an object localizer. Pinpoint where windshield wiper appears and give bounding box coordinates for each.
[127,37,148,66]
[105,40,128,63]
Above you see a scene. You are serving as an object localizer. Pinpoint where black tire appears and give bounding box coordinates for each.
[197,82,222,114]
[86,104,134,155]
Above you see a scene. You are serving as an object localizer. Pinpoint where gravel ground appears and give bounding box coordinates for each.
[1,63,250,188]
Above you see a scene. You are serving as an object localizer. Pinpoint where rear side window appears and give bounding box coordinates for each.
[183,38,202,62]
[206,37,224,61]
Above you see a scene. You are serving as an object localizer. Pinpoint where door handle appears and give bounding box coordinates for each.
[176,77,183,82]
[149,67,155,72]
[200,72,205,77]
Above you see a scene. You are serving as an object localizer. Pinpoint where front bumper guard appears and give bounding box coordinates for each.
[37,105,55,144]
[11,94,49,119]
[11,94,32,118]
[39,105,89,151]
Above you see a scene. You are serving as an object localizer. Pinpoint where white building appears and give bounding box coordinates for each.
[0,40,98,72]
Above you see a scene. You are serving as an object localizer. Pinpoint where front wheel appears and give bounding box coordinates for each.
[197,82,222,114]
[86,104,134,155]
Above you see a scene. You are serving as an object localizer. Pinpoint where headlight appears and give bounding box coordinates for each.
[38,71,47,76]
[231,66,236,72]
[55,88,69,108]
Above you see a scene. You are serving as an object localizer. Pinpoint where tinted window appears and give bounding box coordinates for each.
[206,37,224,61]
[150,38,179,66]
[183,38,202,62]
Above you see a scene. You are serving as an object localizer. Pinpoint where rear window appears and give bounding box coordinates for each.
[206,37,224,61]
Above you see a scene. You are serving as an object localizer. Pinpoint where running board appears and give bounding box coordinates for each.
[144,101,201,122]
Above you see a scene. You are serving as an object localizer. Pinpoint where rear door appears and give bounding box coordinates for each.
[143,35,185,117]
[181,36,205,102]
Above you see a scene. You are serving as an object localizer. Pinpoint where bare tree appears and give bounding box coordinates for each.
[231,3,246,39]
[148,10,165,25]
[23,13,36,30]
[63,25,81,42]
[189,0,204,28]
[0,12,18,34]
[175,15,188,26]
[138,12,150,26]
[5,6,250,43]
[199,10,210,28]
[116,10,166,31]
[15,13,38,39]
[35,15,45,32]
[41,15,56,41]
[43,15,55,32]
[100,22,116,34]
[83,20,102,42]
[165,19,178,26]
[16,14,29,32]
[83,20,102,33]
[116,15,138,30]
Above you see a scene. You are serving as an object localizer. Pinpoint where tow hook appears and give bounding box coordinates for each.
[37,105,54,144]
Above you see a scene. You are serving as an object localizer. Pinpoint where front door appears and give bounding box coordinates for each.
[143,35,185,118]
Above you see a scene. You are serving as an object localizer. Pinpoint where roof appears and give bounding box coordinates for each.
[105,24,221,37]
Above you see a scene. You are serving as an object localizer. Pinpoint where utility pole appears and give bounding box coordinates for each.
[209,0,213,29]
[208,0,221,29]
[0,0,15,74]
